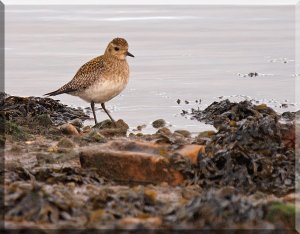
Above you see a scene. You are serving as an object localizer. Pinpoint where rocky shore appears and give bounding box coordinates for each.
[1,93,298,231]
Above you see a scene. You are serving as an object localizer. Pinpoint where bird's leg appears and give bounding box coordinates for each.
[101,103,116,126]
[91,101,98,125]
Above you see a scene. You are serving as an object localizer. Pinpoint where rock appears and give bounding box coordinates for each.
[248,72,258,77]
[197,131,216,138]
[136,124,146,131]
[152,119,166,128]
[136,133,144,137]
[281,111,295,121]
[156,127,172,136]
[94,119,114,129]
[79,140,206,185]
[60,123,79,136]
[79,140,184,185]
[93,119,129,137]
[174,130,191,138]
[117,216,162,228]
[85,130,107,143]
[57,137,75,148]
[176,144,205,165]
[70,118,83,128]
[82,126,92,133]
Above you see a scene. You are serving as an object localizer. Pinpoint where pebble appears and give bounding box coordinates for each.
[60,123,79,136]
[152,119,166,128]
[70,118,83,128]
[174,130,191,138]
[85,130,107,143]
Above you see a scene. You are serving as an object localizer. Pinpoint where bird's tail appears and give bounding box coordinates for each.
[44,89,63,97]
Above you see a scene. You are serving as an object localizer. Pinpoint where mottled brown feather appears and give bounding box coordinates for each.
[45,56,105,96]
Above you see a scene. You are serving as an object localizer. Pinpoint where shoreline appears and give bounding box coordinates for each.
[2,93,297,230]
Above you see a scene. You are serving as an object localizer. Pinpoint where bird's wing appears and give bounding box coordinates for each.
[45,56,105,96]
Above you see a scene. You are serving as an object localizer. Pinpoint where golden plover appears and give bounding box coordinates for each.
[45,38,134,124]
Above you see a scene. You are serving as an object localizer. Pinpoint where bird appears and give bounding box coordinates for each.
[45,37,134,125]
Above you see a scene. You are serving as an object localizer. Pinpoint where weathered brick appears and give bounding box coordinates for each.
[79,140,205,185]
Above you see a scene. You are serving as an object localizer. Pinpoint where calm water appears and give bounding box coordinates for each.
[5,5,296,133]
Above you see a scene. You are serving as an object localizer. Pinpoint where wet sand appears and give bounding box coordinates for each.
[5,5,295,133]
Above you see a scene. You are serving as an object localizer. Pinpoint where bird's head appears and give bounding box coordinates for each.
[105,38,134,60]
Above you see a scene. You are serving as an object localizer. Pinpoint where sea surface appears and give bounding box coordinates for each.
[5,5,296,133]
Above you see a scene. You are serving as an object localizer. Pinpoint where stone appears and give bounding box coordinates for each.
[174,129,191,138]
[176,144,205,165]
[79,140,205,185]
[117,216,162,227]
[70,118,83,128]
[93,119,129,137]
[152,119,166,128]
[60,123,79,136]
[136,124,146,131]
[85,130,107,143]
[156,127,172,136]
[197,131,216,138]
[79,140,183,186]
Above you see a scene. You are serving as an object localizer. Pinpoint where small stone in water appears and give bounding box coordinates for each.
[152,119,166,128]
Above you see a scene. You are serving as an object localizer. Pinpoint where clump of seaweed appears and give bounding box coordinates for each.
[1,93,89,126]
[187,100,295,196]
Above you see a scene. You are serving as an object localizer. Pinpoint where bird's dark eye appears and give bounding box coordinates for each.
[115,47,119,51]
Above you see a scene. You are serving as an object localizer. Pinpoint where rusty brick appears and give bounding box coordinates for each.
[79,140,205,185]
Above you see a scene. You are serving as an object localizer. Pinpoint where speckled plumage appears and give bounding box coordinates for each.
[45,37,134,124]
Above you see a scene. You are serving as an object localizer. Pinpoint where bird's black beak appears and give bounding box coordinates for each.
[127,51,134,57]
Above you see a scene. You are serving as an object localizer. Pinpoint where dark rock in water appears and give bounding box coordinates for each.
[248,72,258,77]
[152,119,166,128]
[183,99,295,196]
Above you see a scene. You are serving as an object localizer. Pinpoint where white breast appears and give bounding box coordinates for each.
[75,78,128,103]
